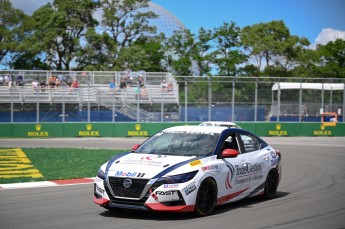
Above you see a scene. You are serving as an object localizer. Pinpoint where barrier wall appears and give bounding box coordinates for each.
[0,122,344,138]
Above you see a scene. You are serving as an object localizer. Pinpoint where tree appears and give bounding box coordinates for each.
[115,35,165,72]
[211,21,246,76]
[29,0,98,70]
[241,20,309,76]
[0,0,27,65]
[316,39,345,78]
[88,0,157,70]
[9,52,51,70]
[193,27,213,76]
[166,30,196,76]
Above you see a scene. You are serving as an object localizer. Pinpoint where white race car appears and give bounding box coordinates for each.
[199,121,241,129]
[93,126,282,216]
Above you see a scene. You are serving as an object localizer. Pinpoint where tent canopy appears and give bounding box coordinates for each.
[272,82,345,91]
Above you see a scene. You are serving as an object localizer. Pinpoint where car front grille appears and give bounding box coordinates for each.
[108,177,149,199]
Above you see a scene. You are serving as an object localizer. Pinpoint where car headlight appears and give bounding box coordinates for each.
[97,168,105,180]
[157,170,198,184]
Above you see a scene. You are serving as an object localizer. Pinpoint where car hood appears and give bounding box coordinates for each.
[105,152,199,179]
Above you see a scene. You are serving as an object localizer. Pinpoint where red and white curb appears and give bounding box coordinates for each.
[0,177,95,190]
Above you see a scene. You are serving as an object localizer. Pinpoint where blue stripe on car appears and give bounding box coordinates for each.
[105,152,131,173]
[152,157,206,179]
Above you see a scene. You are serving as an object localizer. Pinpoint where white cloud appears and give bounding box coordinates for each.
[309,28,345,49]
[11,0,52,15]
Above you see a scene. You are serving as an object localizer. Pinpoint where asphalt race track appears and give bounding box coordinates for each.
[0,137,345,229]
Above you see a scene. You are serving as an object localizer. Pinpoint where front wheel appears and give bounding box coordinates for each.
[264,169,279,199]
[194,178,217,216]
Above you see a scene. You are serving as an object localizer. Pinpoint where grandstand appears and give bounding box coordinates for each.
[0,71,179,122]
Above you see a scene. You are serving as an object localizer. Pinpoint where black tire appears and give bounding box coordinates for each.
[194,178,217,216]
[264,169,279,199]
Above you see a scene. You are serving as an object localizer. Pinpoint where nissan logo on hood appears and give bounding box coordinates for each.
[123,178,133,188]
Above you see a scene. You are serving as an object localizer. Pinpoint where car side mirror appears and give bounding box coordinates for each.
[132,144,140,151]
[222,149,239,158]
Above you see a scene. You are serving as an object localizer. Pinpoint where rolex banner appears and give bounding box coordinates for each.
[0,122,344,138]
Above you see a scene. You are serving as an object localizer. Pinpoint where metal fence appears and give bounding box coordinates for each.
[1,70,344,123]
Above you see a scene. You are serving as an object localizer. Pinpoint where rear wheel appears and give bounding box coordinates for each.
[264,169,279,199]
[194,178,217,216]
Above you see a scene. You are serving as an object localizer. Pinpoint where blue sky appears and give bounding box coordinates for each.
[153,0,345,44]
[11,0,345,45]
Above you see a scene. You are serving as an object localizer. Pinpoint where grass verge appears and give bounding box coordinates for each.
[0,148,125,184]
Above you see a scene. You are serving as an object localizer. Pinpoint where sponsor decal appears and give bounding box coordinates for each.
[183,182,196,195]
[225,164,235,189]
[201,164,219,172]
[78,124,100,137]
[189,160,202,167]
[163,184,179,188]
[313,124,332,136]
[234,163,264,185]
[123,158,165,167]
[140,155,167,160]
[163,130,215,135]
[95,177,103,182]
[0,148,43,179]
[268,124,288,136]
[269,150,279,165]
[270,151,277,158]
[156,190,176,195]
[235,163,262,176]
[96,185,105,194]
[114,171,145,177]
[27,124,49,137]
[128,124,149,137]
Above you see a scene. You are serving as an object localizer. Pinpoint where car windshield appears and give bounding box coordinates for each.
[135,131,220,156]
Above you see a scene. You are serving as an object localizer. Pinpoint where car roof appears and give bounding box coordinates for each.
[199,121,240,128]
[163,125,228,134]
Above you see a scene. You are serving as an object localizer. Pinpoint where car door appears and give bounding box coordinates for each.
[218,133,250,202]
[237,133,269,192]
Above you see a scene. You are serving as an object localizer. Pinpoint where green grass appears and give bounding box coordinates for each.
[0,148,125,184]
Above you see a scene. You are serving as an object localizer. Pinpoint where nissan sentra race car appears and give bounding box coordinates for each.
[93,126,282,216]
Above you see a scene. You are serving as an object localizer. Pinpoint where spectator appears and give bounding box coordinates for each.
[40,80,47,92]
[160,79,168,92]
[138,75,144,88]
[4,74,10,86]
[55,77,61,88]
[0,75,4,85]
[16,75,24,86]
[124,69,133,87]
[66,80,72,89]
[48,76,56,88]
[8,78,16,90]
[167,82,173,93]
[109,79,117,93]
[119,78,127,89]
[69,80,79,92]
[140,86,149,100]
[32,79,39,92]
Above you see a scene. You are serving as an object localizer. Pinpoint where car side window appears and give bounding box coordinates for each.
[220,134,240,152]
[240,134,260,153]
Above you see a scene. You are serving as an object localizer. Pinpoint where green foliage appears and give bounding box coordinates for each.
[316,39,345,78]
[211,21,246,76]
[29,0,98,70]
[9,52,51,70]
[86,0,158,70]
[0,0,28,63]
[241,20,311,76]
